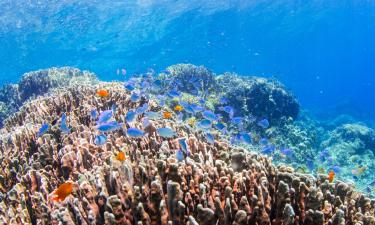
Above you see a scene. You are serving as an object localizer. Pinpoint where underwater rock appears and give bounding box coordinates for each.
[215,72,299,125]
[0,78,373,224]
[0,67,98,126]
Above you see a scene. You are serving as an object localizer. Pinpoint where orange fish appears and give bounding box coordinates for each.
[96,89,109,98]
[116,151,126,161]
[163,111,172,119]
[174,105,184,111]
[51,181,74,202]
[328,170,335,183]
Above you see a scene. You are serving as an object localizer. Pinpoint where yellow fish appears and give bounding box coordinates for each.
[174,105,184,111]
[352,166,367,176]
[163,111,172,119]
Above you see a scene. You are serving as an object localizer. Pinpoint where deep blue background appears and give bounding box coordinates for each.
[0,1,374,120]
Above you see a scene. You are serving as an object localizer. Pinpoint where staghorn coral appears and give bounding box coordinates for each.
[0,81,373,225]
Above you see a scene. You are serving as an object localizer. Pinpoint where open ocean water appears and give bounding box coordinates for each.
[0,1,375,222]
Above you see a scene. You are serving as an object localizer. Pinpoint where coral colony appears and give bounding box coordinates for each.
[0,64,374,224]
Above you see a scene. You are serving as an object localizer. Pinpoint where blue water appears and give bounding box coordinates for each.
[1,0,375,120]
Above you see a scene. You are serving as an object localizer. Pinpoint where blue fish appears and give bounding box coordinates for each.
[144,111,161,120]
[262,145,276,155]
[157,127,177,138]
[124,82,136,91]
[259,138,268,145]
[202,110,218,121]
[60,113,70,134]
[136,103,148,115]
[331,165,342,174]
[142,117,151,128]
[130,92,141,102]
[230,133,242,145]
[231,117,243,124]
[97,110,113,124]
[178,138,189,154]
[205,132,215,144]
[257,119,270,129]
[167,90,180,98]
[111,104,117,114]
[96,121,123,132]
[153,79,162,88]
[280,148,294,157]
[219,97,229,104]
[37,123,50,137]
[125,110,137,123]
[90,109,98,120]
[214,122,226,131]
[306,160,315,171]
[94,134,107,146]
[219,106,234,118]
[176,149,185,162]
[127,128,144,137]
[197,119,212,129]
[190,104,204,113]
[240,133,252,144]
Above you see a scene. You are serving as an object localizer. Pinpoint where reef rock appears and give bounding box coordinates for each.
[0,67,98,126]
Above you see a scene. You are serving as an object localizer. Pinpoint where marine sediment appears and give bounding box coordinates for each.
[0,72,374,224]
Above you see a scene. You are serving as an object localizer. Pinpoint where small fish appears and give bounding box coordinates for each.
[163,111,173,119]
[174,105,184,111]
[259,138,268,145]
[51,181,74,202]
[177,112,184,122]
[331,165,342,174]
[94,134,107,146]
[219,97,229,104]
[121,68,127,76]
[231,117,243,124]
[37,123,50,137]
[190,104,204,113]
[145,111,161,120]
[178,138,189,154]
[167,90,180,98]
[257,119,270,129]
[205,132,215,144]
[97,110,113,124]
[96,121,123,132]
[136,104,148,115]
[352,166,367,176]
[125,110,137,123]
[142,117,151,128]
[90,109,98,120]
[240,133,252,144]
[187,117,196,127]
[116,151,126,161]
[219,106,234,118]
[111,104,117,114]
[197,119,212,129]
[127,128,145,137]
[176,149,185,162]
[157,127,177,138]
[328,170,335,183]
[262,145,276,155]
[130,92,141,102]
[96,89,109,98]
[214,122,226,131]
[60,113,70,134]
[124,82,135,91]
[280,148,294,157]
[202,110,218,121]
[306,160,315,171]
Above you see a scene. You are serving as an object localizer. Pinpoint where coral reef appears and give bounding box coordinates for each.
[0,82,373,224]
[156,64,299,126]
[0,67,98,126]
